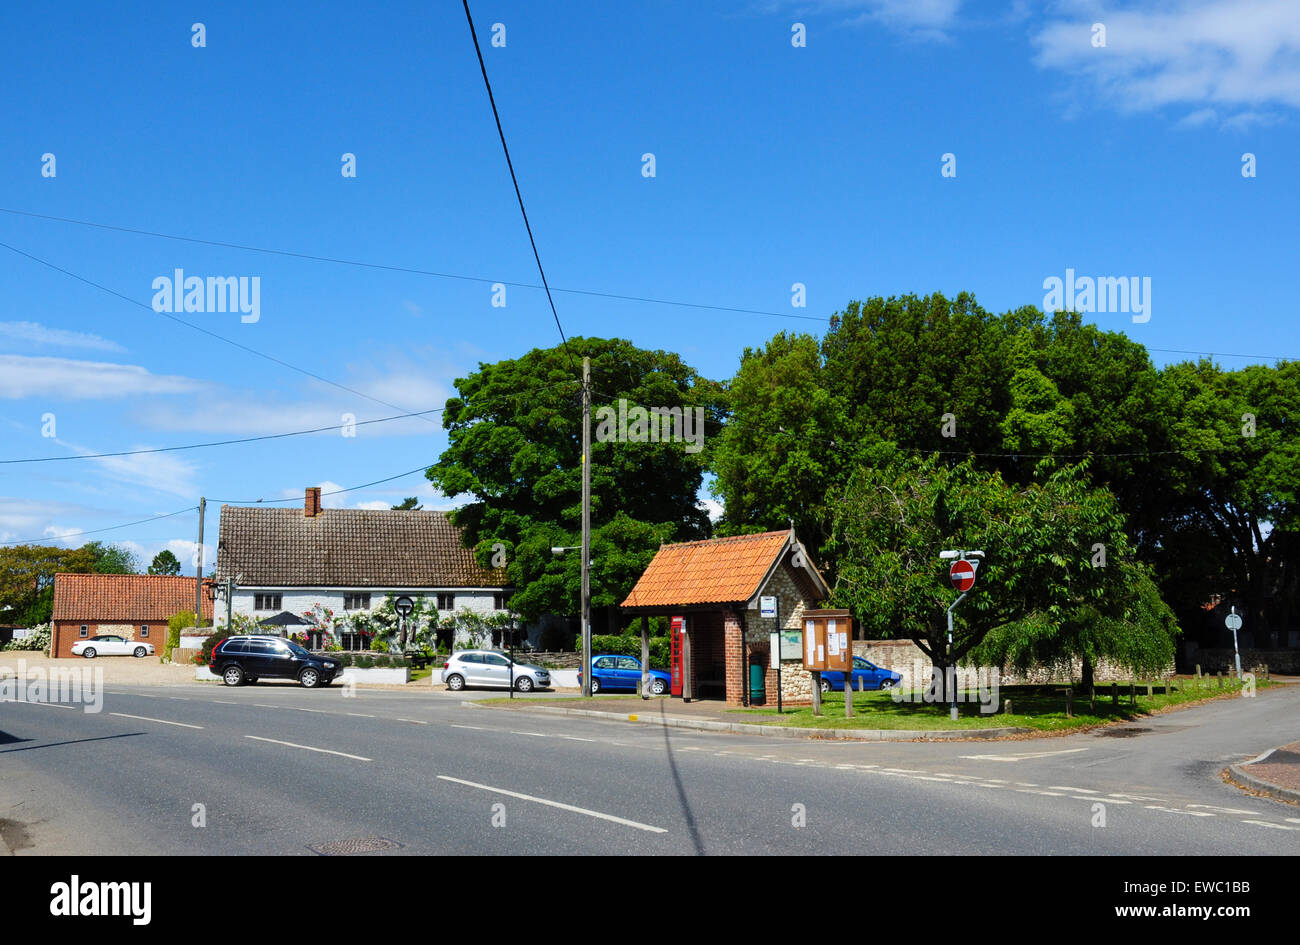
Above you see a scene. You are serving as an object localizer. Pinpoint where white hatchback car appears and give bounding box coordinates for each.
[440,650,551,692]
[71,635,155,659]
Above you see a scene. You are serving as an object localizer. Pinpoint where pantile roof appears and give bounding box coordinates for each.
[214,506,507,588]
[52,573,214,622]
[622,530,813,609]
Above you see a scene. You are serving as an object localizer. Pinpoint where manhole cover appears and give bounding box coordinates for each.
[1098,727,1151,738]
[308,836,404,856]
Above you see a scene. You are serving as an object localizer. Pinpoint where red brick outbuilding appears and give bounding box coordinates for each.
[50,573,213,659]
[621,528,830,706]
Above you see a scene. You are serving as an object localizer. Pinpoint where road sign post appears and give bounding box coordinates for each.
[761,595,781,713]
[939,551,984,721]
[1225,607,1243,678]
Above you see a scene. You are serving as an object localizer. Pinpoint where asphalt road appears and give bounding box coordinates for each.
[2,680,1298,855]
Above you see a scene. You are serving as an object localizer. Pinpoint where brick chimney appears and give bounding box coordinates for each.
[305,486,322,518]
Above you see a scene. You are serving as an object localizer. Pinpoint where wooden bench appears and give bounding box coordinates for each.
[404,652,436,670]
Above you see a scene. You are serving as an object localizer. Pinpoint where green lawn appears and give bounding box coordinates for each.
[734,677,1276,731]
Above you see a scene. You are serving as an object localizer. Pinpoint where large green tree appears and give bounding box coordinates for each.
[426,337,725,630]
[0,544,96,626]
[827,451,1177,691]
[148,549,182,575]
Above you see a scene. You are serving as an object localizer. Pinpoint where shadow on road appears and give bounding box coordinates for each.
[0,732,145,754]
[654,699,705,855]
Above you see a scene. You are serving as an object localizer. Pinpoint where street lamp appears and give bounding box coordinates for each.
[938,551,984,721]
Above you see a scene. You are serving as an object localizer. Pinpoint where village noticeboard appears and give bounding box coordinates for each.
[801,609,853,673]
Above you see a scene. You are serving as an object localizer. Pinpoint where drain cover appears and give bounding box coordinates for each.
[309,836,404,856]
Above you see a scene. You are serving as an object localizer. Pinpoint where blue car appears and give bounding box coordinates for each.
[579,654,672,695]
[820,656,902,693]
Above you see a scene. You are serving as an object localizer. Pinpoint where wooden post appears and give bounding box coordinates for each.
[1004,698,1012,715]
[1111,682,1119,707]
[845,675,854,718]
[1195,664,1201,678]
[1089,686,1095,712]
[640,615,650,699]
[1217,671,1224,690]
[682,618,693,703]
[1129,682,1136,705]
[811,671,822,716]
[1064,687,1073,718]
[1146,681,1153,698]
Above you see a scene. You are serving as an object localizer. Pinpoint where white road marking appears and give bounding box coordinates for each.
[244,735,371,761]
[960,748,1089,762]
[294,707,328,714]
[395,718,429,725]
[4,700,76,709]
[1286,818,1300,824]
[1145,806,1215,817]
[1017,789,1064,797]
[1187,804,1255,814]
[213,700,237,705]
[557,735,595,742]
[111,713,203,729]
[346,713,375,718]
[450,724,486,731]
[1244,748,1277,765]
[1048,786,1099,793]
[510,731,548,737]
[1241,820,1299,831]
[1108,793,1166,802]
[253,704,279,709]
[437,776,667,833]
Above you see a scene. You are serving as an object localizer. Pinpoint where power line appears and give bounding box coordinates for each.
[0,239,443,426]
[0,505,197,547]
[461,0,577,372]
[0,205,825,323]
[209,464,436,505]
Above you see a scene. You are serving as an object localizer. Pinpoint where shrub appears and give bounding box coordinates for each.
[370,639,389,653]
[355,656,374,669]
[2,623,51,653]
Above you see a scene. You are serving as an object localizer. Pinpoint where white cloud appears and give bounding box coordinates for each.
[0,355,201,400]
[0,321,125,353]
[355,500,391,511]
[698,498,725,523]
[771,0,963,39]
[55,439,200,499]
[1033,1,1300,123]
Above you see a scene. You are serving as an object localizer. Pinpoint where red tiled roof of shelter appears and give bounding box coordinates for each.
[52,573,214,622]
[621,531,792,609]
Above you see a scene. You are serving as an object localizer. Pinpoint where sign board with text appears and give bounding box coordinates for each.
[800,609,853,673]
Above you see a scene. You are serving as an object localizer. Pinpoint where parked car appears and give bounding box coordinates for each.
[209,635,341,688]
[72,635,154,659]
[440,650,551,692]
[579,654,671,695]
[820,656,902,693]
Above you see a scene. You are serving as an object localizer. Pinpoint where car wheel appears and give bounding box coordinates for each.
[879,678,896,690]
[819,677,831,694]
[446,674,465,691]
[590,678,601,694]
[222,665,244,686]
[299,668,321,689]
[133,646,147,658]
[82,648,97,659]
[515,675,534,693]
[650,678,667,695]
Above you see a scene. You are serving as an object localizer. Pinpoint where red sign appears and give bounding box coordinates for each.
[950,559,976,592]
[670,617,684,695]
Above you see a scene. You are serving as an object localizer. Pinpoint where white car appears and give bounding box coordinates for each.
[71,635,155,659]
[440,650,551,692]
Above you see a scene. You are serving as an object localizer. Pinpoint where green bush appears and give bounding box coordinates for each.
[355,656,374,669]
[369,639,389,653]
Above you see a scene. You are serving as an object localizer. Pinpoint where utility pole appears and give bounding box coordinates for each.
[195,497,205,632]
[581,356,592,698]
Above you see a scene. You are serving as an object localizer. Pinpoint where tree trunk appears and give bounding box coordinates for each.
[1082,655,1094,690]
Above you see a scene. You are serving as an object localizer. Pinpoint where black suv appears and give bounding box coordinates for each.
[209,635,342,688]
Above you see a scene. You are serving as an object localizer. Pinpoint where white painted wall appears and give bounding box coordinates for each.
[213,588,505,639]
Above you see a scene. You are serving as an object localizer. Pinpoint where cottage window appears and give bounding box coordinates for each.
[343,593,371,611]
[79,625,88,637]
[254,594,282,611]
[140,625,149,637]
[493,592,513,610]
[436,593,454,610]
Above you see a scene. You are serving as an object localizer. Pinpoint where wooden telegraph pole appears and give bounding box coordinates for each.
[581,357,592,697]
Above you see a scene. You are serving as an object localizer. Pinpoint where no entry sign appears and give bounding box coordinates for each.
[949,559,976,592]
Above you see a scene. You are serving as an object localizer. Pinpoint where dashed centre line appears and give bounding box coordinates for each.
[437,775,667,834]
[111,713,203,729]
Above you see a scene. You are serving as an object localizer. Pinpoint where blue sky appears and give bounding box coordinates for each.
[1,0,1297,570]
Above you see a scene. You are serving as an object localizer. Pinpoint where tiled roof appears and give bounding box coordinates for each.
[214,506,508,588]
[621,531,793,609]
[52,573,214,622]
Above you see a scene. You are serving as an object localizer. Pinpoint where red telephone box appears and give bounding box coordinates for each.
[670,616,684,695]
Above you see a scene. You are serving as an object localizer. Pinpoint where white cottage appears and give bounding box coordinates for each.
[212,487,513,649]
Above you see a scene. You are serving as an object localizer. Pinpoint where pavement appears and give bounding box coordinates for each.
[1228,741,1300,805]
[474,693,1028,740]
